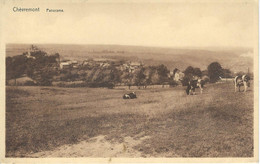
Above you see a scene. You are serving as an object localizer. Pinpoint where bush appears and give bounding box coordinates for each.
[169,80,178,87]
[24,81,36,86]
[87,82,115,89]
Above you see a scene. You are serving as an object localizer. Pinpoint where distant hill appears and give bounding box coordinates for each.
[6,44,253,73]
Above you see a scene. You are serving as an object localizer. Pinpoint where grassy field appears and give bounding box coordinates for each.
[6,82,254,157]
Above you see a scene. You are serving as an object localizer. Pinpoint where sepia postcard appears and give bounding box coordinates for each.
[0,0,259,163]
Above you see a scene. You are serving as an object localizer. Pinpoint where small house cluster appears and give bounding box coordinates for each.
[59,58,143,73]
[119,62,142,72]
[7,45,225,88]
[60,60,78,69]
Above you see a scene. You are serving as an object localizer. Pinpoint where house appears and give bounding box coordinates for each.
[130,62,141,67]
[25,45,39,59]
[25,51,36,59]
[71,60,78,68]
[169,71,174,76]
[60,62,71,69]
[72,60,77,64]
[126,62,142,72]
[173,69,184,82]
[118,64,129,71]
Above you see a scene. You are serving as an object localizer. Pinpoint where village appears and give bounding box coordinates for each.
[6,46,184,88]
[6,45,240,89]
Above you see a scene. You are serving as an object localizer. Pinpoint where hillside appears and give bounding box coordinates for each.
[6,83,254,157]
[6,44,253,72]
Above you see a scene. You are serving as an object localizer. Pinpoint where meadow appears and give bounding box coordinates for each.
[6,82,254,157]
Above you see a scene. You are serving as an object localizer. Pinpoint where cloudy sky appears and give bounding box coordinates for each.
[2,0,258,48]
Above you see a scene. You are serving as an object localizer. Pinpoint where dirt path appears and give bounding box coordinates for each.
[29,135,151,157]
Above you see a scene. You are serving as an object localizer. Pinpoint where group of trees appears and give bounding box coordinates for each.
[58,64,173,88]
[6,50,60,86]
[122,64,173,89]
[182,66,203,86]
[181,62,235,86]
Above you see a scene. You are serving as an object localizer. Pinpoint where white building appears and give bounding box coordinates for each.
[60,62,71,69]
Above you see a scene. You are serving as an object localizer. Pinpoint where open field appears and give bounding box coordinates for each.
[6,82,253,157]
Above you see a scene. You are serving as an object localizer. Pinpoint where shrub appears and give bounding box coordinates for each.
[169,80,178,87]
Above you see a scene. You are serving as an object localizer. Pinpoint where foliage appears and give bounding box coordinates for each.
[156,64,170,84]
[134,67,146,87]
[169,79,178,87]
[6,55,27,80]
[146,66,158,85]
[182,66,202,86]
[87,82,115,89]
[109,67,122,85]
[181,73,194,86]
[193,68,202,77]
[184,66,202,77]
[7,47,237,88]
[6,49,60,85]
[184,66,194,75]
[207,62,223,83]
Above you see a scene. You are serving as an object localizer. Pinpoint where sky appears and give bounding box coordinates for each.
[1,0,258,48]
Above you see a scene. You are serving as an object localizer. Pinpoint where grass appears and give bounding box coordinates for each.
[6,82,254,157]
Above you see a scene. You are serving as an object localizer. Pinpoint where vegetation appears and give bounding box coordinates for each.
[5,45,254,158]
[6,83,253,157]
[181,66,202,86]
[207,62,223,83]
[6,48,59,86]
[6,46,248,88]
[6,47,172,88]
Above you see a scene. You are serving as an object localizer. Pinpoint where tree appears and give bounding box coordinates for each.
[6,55,27,84]
[122,71,134,89]
[109,67,122,86]
[207,62,223,83]
[134,67,146,88]
[193,68,202,77]
[183,66,201,77]
[181,66,202,86]
[184,66,194,76]
[146,66,157,85]
[157,64,169,84]
[182,66,195,86]
[181,73,194,86]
